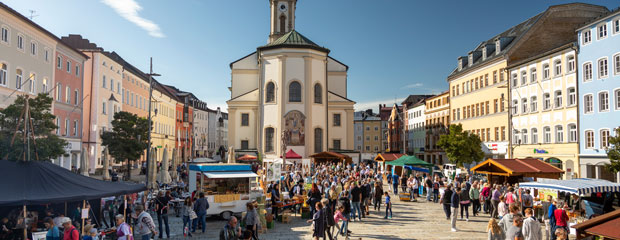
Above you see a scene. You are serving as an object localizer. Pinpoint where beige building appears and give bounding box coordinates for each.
[151,81,178,163]
[227,0,354,159]
[354,111,382,153]
[424,92,449,165]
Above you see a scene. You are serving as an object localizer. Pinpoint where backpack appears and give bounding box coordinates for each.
[60,227,80,240]
[523,195,532,207]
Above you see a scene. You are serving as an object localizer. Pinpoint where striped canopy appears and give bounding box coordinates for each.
[519,178,620,196]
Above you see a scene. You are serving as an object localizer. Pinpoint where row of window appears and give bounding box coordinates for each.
[240,112,342,127]
[582,55,620,82]
[513,124,577,145]
[1,26,51,63]
[54,83,80,106]
[582,18,620,45]
[55,117,80,137]
[265,82,323,104]
[451,69,505,97]
[584,129,611,149]
[102,75,121,94]
[56,56,81,77]
[408,109,423,119]
[122,88,147,111]
[512,88,576,115]
[453,98,505,121]
[356,135,380,142]
[470,127,506,142]
[356,145,380,152]
[0,64,56,95]
[583,90,620,114]
[154,121,173,136]
[511,56,575,88]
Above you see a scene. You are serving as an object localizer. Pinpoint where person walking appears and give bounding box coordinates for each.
[522,208,542,240]
[392,174,399,195]
[522,190,534,216]
[491,185,501,218]
[334,205,348,238]
[373,182,384,212]
[498,196,508,219]
[114,215,132,240]
[61,217,79,240]
[425,175,433,202]
[243,202,259,240]
[337,192,351,237]
[181,197,194,237]
[384,191,392,219]
[553,203,569,240]
[481,183,491,214]
[155,191,171,238]
[486,218,505,240]
[470,181,481,217]
[459,183,471,221]
[548,200,557,240]
[450,187,461,232]
[135,204,157,240]
[442,185,453,220]
[350,182,362,222]
[499,204,520,234]
[193,192,210,233]
[309,183,323,217]
[270,183,280,225]
[219,216,242,240]
[321,198,335,240]
[308,202,325,240]
[43,217,60,240]
[433,177,441,203]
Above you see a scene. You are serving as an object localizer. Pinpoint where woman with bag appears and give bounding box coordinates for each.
[459,182,471,221]
[182,197,195,237]
[243,202,259,240]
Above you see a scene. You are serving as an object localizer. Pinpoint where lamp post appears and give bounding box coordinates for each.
[145,58,160,188]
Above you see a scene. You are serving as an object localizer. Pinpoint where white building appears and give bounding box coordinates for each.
[407,101,426,159]
[227,0,354,159]
[207,107,228,158]
[192,100,209,157]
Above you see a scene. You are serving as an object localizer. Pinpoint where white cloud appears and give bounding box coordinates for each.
[404,83,423,89]
[354,97,406,112]
[102,0,165,38]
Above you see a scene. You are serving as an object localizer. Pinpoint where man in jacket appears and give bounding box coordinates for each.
[135,205,157,240]
[450,187,461,232]
[522,208,542,240]
[193,192,209,233]
[219,216,241,240]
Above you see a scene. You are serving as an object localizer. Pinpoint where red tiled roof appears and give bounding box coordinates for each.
[472,158,564,175]
[374,153,405,162]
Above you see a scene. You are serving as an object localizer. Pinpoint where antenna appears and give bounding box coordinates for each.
[28,10,39,20]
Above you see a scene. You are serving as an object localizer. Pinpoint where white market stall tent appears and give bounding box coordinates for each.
[519,178,620,196]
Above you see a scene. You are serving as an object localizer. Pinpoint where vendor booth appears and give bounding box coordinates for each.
[519,178,620,219]
[374,153,404,173]
[0,160,146,240]
[309,151,352,165]
[573,209,620,240]
[188,163,262,219]
[385,155,433,177]
[470,158,564,184]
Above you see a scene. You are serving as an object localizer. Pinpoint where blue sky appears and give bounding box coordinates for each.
[4,0,618,112]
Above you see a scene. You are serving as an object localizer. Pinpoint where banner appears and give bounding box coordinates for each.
[266,163,281,182]
[537,189,558,201]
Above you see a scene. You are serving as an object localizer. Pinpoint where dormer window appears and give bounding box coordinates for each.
[495,40,501,55]
[458,59,463,71]
[482,48,487,61]
[468,54,473,67]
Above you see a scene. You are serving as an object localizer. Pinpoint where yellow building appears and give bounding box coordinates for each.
[151,80,178,162]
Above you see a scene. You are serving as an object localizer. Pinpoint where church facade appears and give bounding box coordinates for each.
[227,0,354,159]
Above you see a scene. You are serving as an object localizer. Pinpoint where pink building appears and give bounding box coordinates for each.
[53,44,88,169]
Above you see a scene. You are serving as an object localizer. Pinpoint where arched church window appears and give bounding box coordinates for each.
[266,82,275,103]
[289,81,301,102]
[314,128,323,153]
[279,15,286,33]
[265,127,274,152]
[314,83,322,104]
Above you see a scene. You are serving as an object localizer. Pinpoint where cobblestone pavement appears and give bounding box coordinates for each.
[154,195,499,240]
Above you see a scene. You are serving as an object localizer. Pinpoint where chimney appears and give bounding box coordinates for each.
[458,56,468,71]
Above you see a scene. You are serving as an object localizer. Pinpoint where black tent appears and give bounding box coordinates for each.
[0,160,146,206]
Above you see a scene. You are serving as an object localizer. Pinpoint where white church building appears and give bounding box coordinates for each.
[227,0,355,159]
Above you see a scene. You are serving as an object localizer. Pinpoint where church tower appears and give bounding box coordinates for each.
[269,0,297,43]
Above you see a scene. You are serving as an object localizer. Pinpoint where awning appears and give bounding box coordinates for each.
[203,171,258,179]
[518,178,620,196]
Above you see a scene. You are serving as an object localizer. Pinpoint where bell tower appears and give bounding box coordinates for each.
[269,0,297,43]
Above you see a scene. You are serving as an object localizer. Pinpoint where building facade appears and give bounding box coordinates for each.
[151,81,178,163]
[407,102,426,159]
[425,92,449,165]
[227,0,354,159]
[577,9,620,182]
[386,104,403,153]
[353,110,381,154]
[192,98,209,157]
[53,43,87,169]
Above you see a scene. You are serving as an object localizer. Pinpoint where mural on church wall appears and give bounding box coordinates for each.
[284,110,305,146]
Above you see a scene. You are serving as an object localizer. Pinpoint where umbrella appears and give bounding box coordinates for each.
[148,148,158,189]
[80,147,88,176]
[160,148,171,184]
[102,147,110,181]
[170,148,178,181]
[237,154,257,161]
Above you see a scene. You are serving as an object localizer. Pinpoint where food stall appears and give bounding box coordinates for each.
[189,163,263,219]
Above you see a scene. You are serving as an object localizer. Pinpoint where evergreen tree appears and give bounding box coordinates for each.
[0,94,67,161]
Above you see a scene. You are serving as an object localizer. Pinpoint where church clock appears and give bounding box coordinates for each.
[279,3,287,12]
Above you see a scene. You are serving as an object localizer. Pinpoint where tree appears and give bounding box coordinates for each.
[606,128,620,173]
[101,111,149,181]
[437,124,485,167]
[0,94,67,161]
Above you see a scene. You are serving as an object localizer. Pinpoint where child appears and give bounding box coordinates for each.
[334,205,349,237]
[486,218,505,240]
[384,192,392,219]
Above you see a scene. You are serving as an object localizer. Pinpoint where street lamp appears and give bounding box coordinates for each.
[145,57,161,188]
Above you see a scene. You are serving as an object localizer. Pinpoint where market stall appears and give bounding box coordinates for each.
[188,163,263,219]
[470,158,564,184]
[0,160,146,240]
[385,155,433,178]
[573,209,620,240]
[309,151,352,165]
[374,153,405,174]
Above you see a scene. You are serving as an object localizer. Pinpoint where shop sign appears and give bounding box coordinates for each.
[533,149,548,154]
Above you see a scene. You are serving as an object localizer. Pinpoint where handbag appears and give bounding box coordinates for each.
[189,210,198,220]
